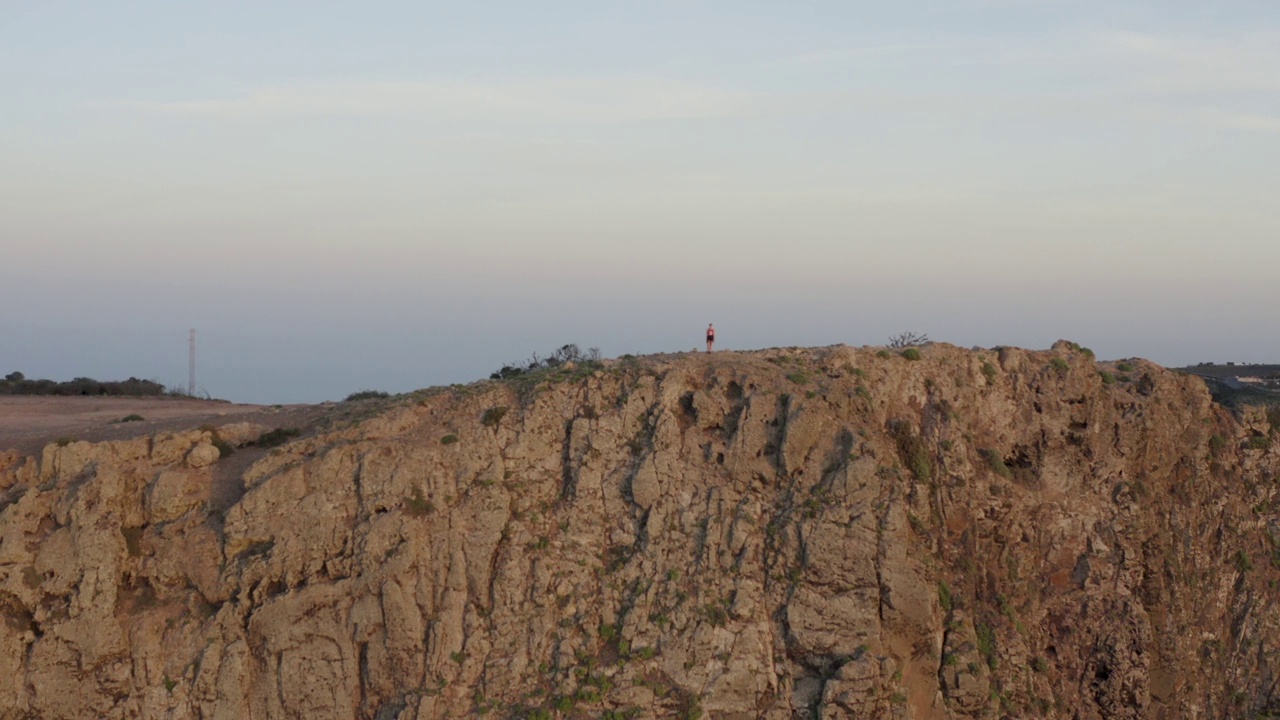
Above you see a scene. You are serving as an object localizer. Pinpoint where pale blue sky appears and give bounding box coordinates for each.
[2,2,1278,402]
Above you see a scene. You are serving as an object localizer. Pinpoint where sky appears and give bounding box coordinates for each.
[2,1,1278,403]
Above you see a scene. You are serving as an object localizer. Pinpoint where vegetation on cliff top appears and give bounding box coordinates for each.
[1,373,167,397]
[490,344,603,380]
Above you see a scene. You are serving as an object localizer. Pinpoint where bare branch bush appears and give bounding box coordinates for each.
[888,332,929,349]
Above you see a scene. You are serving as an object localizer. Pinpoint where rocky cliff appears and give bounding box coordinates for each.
[1,343,1278,719]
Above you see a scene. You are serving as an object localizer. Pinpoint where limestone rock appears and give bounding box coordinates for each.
[214,422,271,447]
[151,431,200,465]
[146,469,210,524]
[186,442,221,468]
[0,344,1277,719]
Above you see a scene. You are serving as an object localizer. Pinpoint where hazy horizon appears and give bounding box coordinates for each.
[4,2,1278,403]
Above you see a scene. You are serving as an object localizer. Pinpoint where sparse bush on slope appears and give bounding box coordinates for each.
[491,344,602,380]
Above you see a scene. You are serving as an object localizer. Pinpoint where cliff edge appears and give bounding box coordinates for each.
[1,342,1277,719]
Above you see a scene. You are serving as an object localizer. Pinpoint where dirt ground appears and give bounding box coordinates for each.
[0,396,336,459]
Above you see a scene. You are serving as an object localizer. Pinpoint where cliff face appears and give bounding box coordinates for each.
[0,343,1278,720]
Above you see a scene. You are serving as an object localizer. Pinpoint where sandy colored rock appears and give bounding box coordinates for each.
[152,431,198,465]
[214,421,271,447]
[186,441,221,468]
[146,469,211,524]
[0,343,1277,719]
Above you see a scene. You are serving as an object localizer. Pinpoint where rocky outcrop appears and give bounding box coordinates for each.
[0,343,1278,719]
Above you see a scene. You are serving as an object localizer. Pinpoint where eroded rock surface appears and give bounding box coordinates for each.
[0,343,1278,719]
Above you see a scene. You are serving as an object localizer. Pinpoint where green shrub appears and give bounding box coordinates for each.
[785,371,810,385]
[1233,549,1253,574]
[574,688,600,703]
[877,350,892,359]
[54,437,75,447]
[700,604,728,627]
[981,362,997,383]
[938,580,954,613]
[119,414,145,423]
[981,449,1012,479]
[676,693,703,720]
[481,406,508,427]
[1030,656,1047,673]
[440,434,459,445]
[1246,435,1271,450]
[1209,434,1226,457]
[405,487,433,517]
[1099,371,1116,385]
[1066,342,1095,359]
[1049,357,1069,376]
[344,390,389,402]
[1116,362,1134,372]
[976,622,997,669]
[901,348,922,361]
[888,419,933,482]
[256,428,300,448]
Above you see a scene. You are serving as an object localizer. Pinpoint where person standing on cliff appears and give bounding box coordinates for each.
[706,324,715,353]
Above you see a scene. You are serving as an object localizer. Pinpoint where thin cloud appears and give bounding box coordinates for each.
[1092,29,1280,94]
[120,77,759,123]
[1203,110,1280,134]
[758,28,1280,136]
[775,42,950,66]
